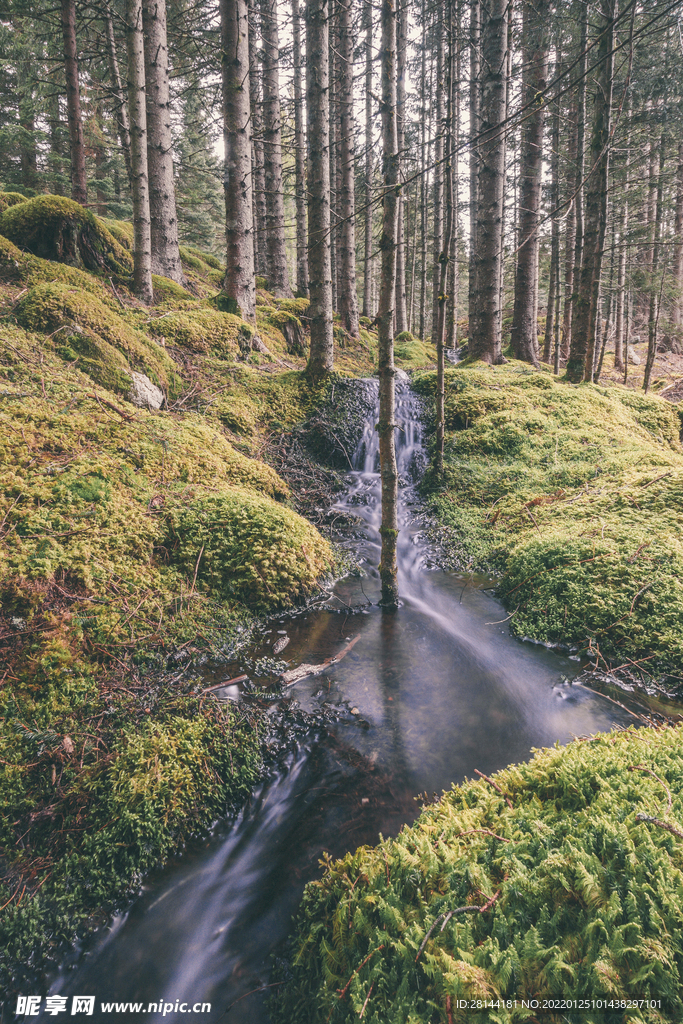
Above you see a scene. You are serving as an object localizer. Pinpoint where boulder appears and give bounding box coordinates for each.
[627,346,641,366]
[129,371,165,410]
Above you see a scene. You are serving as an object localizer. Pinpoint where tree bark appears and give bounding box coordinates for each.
[260,0,291,296]
[431,22,444,341]
[567,0,616,383]
[510,0,549,366]
[105,6,133,191]
[469,0,508,363]
[643,134,666,393]
[543,72,560,365]
[126,0,153,303]
[142,0,183,284]
[435,0,454,477]
[305,0,334,375]
[248,12,268,280]
[394,0,408,335]
[378,0,399,608]
[363,0,374,318]
[291,0,309,297]
[329,13,338,312]
[61,0,87,205]
[468,0,481,345]
[560,88,578,361]
[221,0,256,320]
[338,0,360,336]
[673,141,683,328]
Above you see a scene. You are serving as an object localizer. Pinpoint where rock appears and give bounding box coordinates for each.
[627,346,641,366]
[273,635,290,654]
[129,371,165,409]
[395,368,410,383]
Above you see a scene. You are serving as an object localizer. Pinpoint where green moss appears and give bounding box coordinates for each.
[273,725,683,1023]
[394,336,436,369]
[0,195,132,276]
[279,297,311,318]
[146,306,241,355]
[414,362,683,669]
[15,282,180,394]
[0,191,28,214]
[168,487,334,610]
[151,274,194,304]
[101,218,134,249]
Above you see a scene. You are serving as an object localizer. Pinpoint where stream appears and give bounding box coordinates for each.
[43,381,634,1021]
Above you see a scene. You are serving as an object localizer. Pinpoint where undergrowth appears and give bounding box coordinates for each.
[272,724,683,1024]
[414,362,683,674]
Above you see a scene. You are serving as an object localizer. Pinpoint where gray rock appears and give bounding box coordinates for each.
[627,347,641,366]
[129,371,165,410]
[395,368,410,383]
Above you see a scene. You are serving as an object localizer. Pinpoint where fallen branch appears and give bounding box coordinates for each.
[199,674,249,695]
[629,765,673,813]
[474,769,513,809]
[87,392,134,422]
[280,634,361,686]
[640,471,673,489]
[328,944,384,1021]
[635,813,683,840]
[415,892,501,964]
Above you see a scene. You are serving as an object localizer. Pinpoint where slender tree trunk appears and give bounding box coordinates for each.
[564,5,588,361]
[468,0,481,345]
[142,0,183,284]
[673,140,683,327]
[126,0,153,303]
[447,26,460,352]
[248,14,268,279]
[61,0,87,204]
[644,135,666,392]
[614,199,628,370]
[567,0,616,383]
[94,135,108,216]
[306,0,334,374]
[105,6,133,190]
[378,0,399,608]
[596,213,616,379]
[338,0,360,336]
[221,0,256,319]
[329,14,339,311]
[291,0,309,297]
[431,23,444,341]
[260,0,291,296]
[435,0,454,477]
[560,89,578,361]
[395,0,408,335]
[543,75,560,364]
[510,0,549,366]
[363,0,374,318]
[470,0,508,363]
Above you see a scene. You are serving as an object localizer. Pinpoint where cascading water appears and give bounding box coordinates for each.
[42,381,633,1022]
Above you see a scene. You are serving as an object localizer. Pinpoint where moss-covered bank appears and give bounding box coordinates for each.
[272,725,683,1024]
[413,361,683,675]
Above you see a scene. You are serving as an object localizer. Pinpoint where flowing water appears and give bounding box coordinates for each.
[44,381,633,1021]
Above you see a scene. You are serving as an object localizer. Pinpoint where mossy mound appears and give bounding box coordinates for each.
[167,488,333,610]
[146,305,241,355]
[414,362,683,671]
[258,304,306,355]
[394,336,436,369]
[0,195,132,276]
[0,191,27,214]
[15,282,179,394]
[273,725,683,1024]
[151,274,194,304]
[101,218,134,249]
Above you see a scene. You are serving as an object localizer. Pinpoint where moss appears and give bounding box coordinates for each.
[273,725,683,1023]
[146,306,241,356]
[395,329,415,342]
[279,297,311,318]
[151,274,194,304]
[394,336,436,369]
[182,245,223,271]
[101,218,134,249]
[167,487,334,610]
[0,191,28,214]
[414,362,683,670]
[0,195,132,276]
[15,282,180,394]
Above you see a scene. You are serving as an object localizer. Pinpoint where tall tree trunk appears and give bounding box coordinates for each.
[469,0,508,363]
[468,0,481,346]
[435,0,454,477]
[143,0,183,284]
[61,0,87,204]
[394,0,408,335]
[305,0,334,374]
[378,0,399,608]
[418,14,428,339]
[510,0,549,366]
[126,0,153,303]
[248,14,268,279]
[431,23,444,341]
[643,134,666,392]
[260,0,291,296]
[291,0,309,297]
[105,6,133,190]
[567,0,616,383]
[329,15,338,311]
[560,87,578,361]
[543,72,560,364]
[673,140,683,328]
[447,23,460,352]
[363,0,374,318]
[338,0,360,336]
[221,0,256,319]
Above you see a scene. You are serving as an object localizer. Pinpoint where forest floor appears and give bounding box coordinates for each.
[2,192,683,1012]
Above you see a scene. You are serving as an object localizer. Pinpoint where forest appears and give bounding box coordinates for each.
[3,0,683,1020]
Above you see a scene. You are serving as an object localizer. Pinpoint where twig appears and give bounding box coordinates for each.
[87,392,134,422]
[446,994,454,1024]
[191,544,204,594]
[453,828,509,843]
[224,981,283,1013]
[327,945,384,1021]
[485,606,519,626]
[280,634,361,686]
[640,471,673,489]
[109,277,126,308]
[474,769,513,809]
[524,507,542,535]
[415,895,501,964]
[629,765,673,813]
[359,980,375,1019]
[635,813,683,840]
[199,675,249,695]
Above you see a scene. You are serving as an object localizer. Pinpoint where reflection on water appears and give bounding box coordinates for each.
[45,382,633,1021]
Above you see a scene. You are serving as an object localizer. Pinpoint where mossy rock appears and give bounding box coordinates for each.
[182,245,223,271]
[0,191,28,214]
[394,337,435,368]
[258,305,306,355]
[0,232,24,280]
[395,329,415,343]
[146,306,241,356]
[279,297,310,319]
[151,274,194,304]
[167,488,333,609]
[15,282,179,394]
[101,218,134,250]
[54,325,134,396]
[0,195,132,276]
